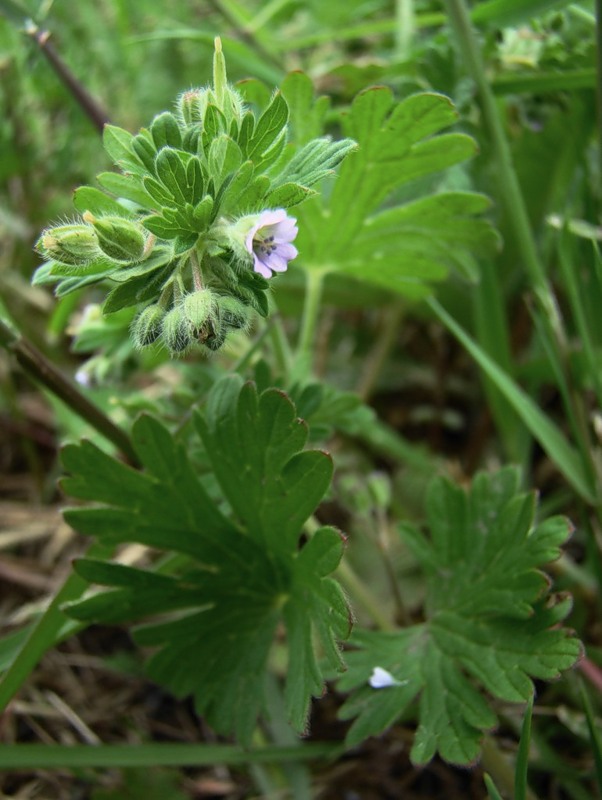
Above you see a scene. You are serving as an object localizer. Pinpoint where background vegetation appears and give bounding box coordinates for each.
[0,0,600,798]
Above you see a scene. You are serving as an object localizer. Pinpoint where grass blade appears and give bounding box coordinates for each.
[428,297,597,504]
[0,743,341,769]
[484,774,505,800]
[515,696,534,800]
[580,680,602,793]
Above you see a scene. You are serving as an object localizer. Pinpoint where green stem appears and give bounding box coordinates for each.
[0,320,138,465]
[444,0,551,313]
[596,0,602,184]
[395,0,415,60]
[270,315,293,378]
[24,21,109,133]
[356,302,404,402]
[296,270,325,374]
[336,560,396,632]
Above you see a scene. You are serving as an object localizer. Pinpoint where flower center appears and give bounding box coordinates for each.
[254,233,277,258]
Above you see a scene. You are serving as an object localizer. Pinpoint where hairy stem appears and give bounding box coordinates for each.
[25,22,109,133]
[0,320,138,465]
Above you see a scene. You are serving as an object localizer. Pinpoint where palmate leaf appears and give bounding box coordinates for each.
[62,376,350,741]
[337,466,581,765]
[293,87,500,297]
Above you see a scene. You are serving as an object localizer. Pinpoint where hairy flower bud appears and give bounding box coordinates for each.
[37,224,101,265]
[217,296,249,330]
[177,88,206,126]
[131,304,166,348]
[87,215,147,263]
[161,306,193,354]
[181,289,216,337]
[203,326,227,352]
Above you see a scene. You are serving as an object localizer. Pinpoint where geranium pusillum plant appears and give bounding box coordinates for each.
[33,37,356,357]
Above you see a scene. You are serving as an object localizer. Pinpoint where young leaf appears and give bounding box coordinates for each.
[73,186,129,217]
[151,111,183,150]
[102,264,172,313]
[97,172,160,211]
[155,148,189,205]
[280,71,331,145]
[266,182,316,209]
[103,124,145,175]
[294,89,498,297]
[273,138,358,190]
[62,378,350,741]
[337,467,581,765]
[247,91,289,162]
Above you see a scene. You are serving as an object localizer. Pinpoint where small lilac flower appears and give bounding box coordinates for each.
[245,209,298,279]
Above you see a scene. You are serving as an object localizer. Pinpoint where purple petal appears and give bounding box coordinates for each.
[267,254,289,272]
[273,221,298,242]
[276,243,298,260]
[258,209,287,226]
[253,255,273,278]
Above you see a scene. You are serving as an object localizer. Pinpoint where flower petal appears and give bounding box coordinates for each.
[276,243,298,261]
[267,254,289,272]
[253,255,273,279]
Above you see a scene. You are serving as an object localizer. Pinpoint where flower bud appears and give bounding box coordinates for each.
[131,304,165,348]
[181,289,216,336]
[161,306,193,354]
[177,88,210,126]
[217,296,249,330]
[88,215,147,263]
[37,224,101,265]
[203,326,227,352]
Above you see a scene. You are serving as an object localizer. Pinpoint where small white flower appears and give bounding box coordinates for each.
[369,666,408,689]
